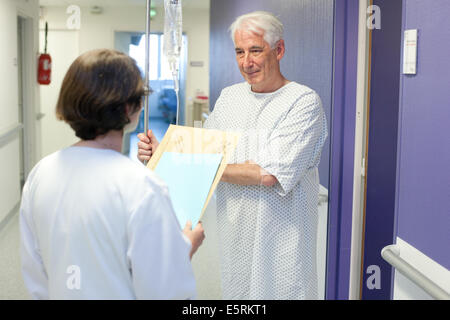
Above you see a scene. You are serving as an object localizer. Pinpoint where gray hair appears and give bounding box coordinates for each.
[229,11,284,48]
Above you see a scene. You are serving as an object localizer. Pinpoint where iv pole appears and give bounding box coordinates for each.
[143,0,153,165]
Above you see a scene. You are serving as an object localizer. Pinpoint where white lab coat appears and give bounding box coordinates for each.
[20,146,196,299]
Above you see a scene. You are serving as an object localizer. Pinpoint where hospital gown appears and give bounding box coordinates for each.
[204,81,328,299]
[20,146,196,299]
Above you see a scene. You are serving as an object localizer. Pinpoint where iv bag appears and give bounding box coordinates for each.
[163,0,182,69]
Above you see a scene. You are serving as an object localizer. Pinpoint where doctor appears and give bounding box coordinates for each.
[20,49,205,299]
[138,11,328,299]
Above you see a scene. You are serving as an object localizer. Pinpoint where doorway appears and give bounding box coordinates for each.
[16,15,36,189]
[17,16,26,189]
[114,31,188,160]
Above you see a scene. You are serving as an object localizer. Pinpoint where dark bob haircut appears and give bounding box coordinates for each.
[56,49,147,140]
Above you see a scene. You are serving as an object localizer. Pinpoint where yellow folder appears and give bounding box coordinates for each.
[147,124,240,220]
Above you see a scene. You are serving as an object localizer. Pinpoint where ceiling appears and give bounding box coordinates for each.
[39,0,210,9]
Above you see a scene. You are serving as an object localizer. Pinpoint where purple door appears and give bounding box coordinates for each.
[361,0,450,299]
[394,0,450,271]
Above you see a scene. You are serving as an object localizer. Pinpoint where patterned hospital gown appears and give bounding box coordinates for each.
[204,81,328,300]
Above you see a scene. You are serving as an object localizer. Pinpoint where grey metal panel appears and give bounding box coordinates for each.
[209,0,334,187]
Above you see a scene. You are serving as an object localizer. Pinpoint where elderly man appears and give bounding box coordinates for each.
[138,11,328,300]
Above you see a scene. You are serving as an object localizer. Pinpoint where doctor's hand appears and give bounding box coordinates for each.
[137,129,159,164]
[183,221,205,260]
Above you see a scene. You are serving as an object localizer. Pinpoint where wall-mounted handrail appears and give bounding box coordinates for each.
[381,244,450,300]
[0,124,23,148]
[318,185,328,205]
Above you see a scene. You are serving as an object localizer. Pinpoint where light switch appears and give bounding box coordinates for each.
[403,29,418,75]
[190,61,204,67]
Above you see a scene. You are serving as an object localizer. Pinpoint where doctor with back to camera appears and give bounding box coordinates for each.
[20,49,205,299]
[138,11,328,299]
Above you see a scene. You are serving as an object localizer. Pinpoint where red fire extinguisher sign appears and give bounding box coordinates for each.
[38,22,51,85]
[38,53,51,85]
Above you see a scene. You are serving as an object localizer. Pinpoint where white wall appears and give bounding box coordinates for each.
[38,30,80,158]
[0,0,40,224]
[393,237,450,300]
[39,4,210,128]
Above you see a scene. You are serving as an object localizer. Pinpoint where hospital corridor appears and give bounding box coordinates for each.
[0,0,449,303]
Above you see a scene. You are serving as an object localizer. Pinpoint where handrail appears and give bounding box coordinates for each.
[318,185,328,205]
[0,124,23,148]
[381,244,450,300]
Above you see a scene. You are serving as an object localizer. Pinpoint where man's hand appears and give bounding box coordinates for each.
[182,221,205,260]
[221,161,278,187]
[137,129,159,164]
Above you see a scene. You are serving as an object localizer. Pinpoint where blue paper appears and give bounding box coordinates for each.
[154,152,223,229]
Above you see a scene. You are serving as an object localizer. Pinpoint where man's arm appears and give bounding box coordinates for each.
[137,126,277,187]
[221,161,278,187]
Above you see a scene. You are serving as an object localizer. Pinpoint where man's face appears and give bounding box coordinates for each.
[234,30,284,92]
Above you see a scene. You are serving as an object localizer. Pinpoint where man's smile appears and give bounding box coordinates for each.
[245,70,260,76]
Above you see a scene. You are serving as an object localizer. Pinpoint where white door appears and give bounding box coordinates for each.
[39,30,79,158]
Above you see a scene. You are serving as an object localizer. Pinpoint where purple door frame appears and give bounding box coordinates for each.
[326,0,359,300]
[361,0,403,300]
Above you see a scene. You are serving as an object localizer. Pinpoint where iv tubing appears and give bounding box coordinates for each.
[173,69,180,126]
[175,88,180,125]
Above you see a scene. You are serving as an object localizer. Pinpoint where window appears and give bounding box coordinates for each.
[129,33,181,81]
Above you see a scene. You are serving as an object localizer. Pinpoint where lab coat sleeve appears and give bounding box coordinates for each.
[256,91,328,196]
[126,186,196,300]
[19,182,49,299]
